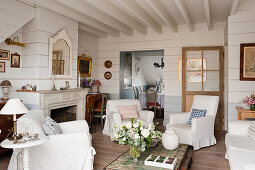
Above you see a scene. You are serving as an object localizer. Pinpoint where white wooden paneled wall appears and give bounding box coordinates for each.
[97,22,225,124]
[227,2,255,121]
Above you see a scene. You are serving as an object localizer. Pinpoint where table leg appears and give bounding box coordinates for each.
[23,148,29,170]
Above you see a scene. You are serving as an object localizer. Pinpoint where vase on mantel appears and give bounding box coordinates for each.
[250,104,255,111]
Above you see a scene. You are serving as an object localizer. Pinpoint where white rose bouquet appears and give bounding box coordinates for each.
[113,118,162,160]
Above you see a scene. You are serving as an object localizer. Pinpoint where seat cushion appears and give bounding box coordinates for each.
[226,134,255,151]
[187,108,207,124]
[167,124,192,145]
[117,105,139,120]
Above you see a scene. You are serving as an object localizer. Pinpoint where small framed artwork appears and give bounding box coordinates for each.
[0,49,10,60]
[11,53,20,68]
[78,56,92,77]
[240,43,255,81]
[0,62,5,72]
[65,81,70,88]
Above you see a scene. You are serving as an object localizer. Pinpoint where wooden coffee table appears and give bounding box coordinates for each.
[105,143,193,170]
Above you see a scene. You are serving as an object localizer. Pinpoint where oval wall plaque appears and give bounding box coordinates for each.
[104,71,112,80]
[104,60,112,68]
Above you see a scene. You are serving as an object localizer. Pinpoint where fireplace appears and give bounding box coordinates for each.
[50,105,76,123]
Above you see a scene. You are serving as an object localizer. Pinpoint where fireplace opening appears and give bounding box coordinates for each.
[50,105,76,123]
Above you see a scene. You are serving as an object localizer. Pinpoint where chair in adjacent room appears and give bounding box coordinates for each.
[166,95,219,150]
[145,91,162,117]
[93,94,110,128]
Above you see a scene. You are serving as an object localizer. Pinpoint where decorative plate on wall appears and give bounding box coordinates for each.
[104,60,112,68]
[104,71,112,80]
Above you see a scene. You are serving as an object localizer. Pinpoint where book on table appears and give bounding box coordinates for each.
[144,155,177,169]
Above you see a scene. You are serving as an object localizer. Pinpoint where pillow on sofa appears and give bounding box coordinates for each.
[117,105,139,120]
[42,117,62,136]
[187,108,207,124]
[247,121,255,142]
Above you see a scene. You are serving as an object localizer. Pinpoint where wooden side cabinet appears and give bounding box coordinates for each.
[236,106,255,120]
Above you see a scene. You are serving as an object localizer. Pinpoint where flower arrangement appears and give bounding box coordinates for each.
[80,77,95,88]
[243,94,255,111]
[114,118,162,160]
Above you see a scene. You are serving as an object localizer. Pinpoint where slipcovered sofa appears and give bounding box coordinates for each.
[225,120,255,170]
[103,99,154,140]
[8,110,95,170]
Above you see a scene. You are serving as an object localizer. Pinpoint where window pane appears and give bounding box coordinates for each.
[203,71,219,91]
[186,71,202,91]
[203,50,219,70]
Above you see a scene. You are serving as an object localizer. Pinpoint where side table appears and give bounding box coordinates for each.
[1,134,48,170]
[236,106,255,120]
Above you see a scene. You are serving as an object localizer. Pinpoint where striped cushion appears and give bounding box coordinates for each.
[42,117,62,136]
[187,108,207,124]
[117,105,139,120]
[248,121,255,142]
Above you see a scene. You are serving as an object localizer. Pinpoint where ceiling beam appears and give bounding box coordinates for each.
[112,0,162,34]
[86,0,147,35]
[79,23,108,38]
[57,0,133,36]
[174,0,194,32]
[203,0,211,31]
[230,0,239,15]
[146,0,177,33]
[18,0,120,37]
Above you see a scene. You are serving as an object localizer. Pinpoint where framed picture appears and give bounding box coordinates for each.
[11,53,20,68]
[178,58,206,82]
[0,62,5,72]
[0,49,10,60]
[65,81,70,88]
[52,60,64,75]
[240,43,255,81]
[78,56,92,77]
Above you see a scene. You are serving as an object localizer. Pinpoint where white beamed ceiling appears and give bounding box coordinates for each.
[18,0,235,37]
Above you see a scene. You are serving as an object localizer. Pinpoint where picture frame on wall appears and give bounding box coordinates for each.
[78,56,92,77]
[0,49,10,60]
[240,43,255,81]
[11,53,20,68]
[0,62,5,72]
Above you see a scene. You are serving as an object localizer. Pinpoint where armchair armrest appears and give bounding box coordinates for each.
[58,120,89,134]
[168,112,190,125]
[228,120,252,136]
[112,112,122,127]
[192,116,215,138]
[138,110,154,125]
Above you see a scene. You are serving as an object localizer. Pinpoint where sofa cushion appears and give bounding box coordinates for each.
[42,117,62,135]
[248,122,255,142]
[226,134,255,151]
[187,108,207,124]
[117,105,139,120]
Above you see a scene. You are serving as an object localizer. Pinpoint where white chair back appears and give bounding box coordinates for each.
[190,95,219,116]
[106,99,142,114]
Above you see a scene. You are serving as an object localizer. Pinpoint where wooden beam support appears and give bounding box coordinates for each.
[203,0,211,31]
[230,0,239,16]
[146,0,177,33]
[79,23,108,38]
[86,0,147,35]
[174,0,194,32]
[19,0,120,37]
[113,0,162,34]
[57,0,133,36]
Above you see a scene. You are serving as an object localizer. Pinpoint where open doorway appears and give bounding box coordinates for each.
[120,50,164,118]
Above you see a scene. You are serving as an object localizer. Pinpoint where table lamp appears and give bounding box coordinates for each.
[0,98,29,141]
[94,80,102,93]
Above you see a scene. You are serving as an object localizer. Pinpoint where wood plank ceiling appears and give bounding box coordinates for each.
[18,0,238,38]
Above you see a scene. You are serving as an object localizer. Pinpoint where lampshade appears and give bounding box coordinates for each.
[0,98,29,115]
[94,80,102,86]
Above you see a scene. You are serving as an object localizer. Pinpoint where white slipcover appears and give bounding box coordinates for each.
[166,95,219,150]
[8,110,95,170]
[103,99,154,140]
[225,120,255,170]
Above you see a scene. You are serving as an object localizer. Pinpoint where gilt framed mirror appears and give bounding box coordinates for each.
[49,30,72,78]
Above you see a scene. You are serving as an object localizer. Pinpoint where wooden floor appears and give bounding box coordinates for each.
[0,119,230,170]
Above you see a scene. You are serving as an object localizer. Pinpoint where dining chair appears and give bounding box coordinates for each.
[140,86,146,93]
[145,91,161,117]
[93,94,110,128]
[133,86,139,100]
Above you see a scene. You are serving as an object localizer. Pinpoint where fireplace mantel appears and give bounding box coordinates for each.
[40,88,89,120]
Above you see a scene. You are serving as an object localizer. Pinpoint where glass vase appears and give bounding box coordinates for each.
[129,145,141,162]
[250,104,255,111]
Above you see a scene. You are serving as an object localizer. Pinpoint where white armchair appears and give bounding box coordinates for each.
[8,110,95,170]
[102,99,154,140]
[166,95,219,150]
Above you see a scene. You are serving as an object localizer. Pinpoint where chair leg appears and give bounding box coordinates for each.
[101,117,104,128]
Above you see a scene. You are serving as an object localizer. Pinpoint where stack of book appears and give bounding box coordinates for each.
[144,155,177,169]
